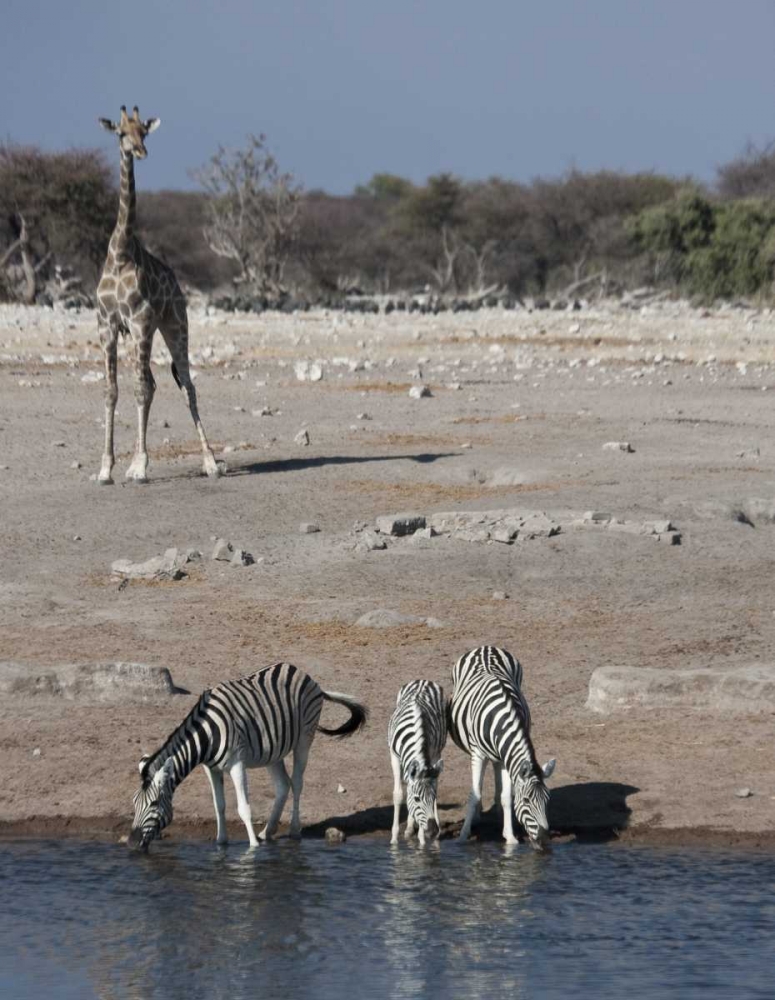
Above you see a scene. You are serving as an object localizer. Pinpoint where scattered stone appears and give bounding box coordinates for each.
[52,440,66,448]
[587,664,775,714]
[294,428,310,446]
[110,547,193,582]
[337,784,347,794]
[356,412,372,420]
[602,441,635,453]
[492,591,509,600]
[584,511,613,524]
[252,406,273,417]
[299,523,321,534]
[736,448,760,460]
[80,371,104,383]
[0,661,183,702]
[70,461,81,470]
[413,527,436,540]
[325,827,347,844]
[32,747,41,758]
[355,531,387,552]
[375,513,427,537]
[408,385,432,399]
[212,538,234,562]
[355,609,434,628]
[230,548,255,567]
[736,788,753,799]
[294,360,323,382]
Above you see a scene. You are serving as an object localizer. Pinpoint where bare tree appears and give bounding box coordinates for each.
[191,134,302,295]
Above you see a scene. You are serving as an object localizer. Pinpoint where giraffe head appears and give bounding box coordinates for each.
[99,105,160,159]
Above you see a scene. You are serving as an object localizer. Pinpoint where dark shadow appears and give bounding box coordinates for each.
[227,451,459,478]
[146,450,460,484]
[303,801,462,839]
[302,785,639,843]
[548,781,639,842]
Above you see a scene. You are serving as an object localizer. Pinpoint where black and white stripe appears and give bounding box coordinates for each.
[388,680,447,845]
[448,646,555,848]
[129,662,367,850]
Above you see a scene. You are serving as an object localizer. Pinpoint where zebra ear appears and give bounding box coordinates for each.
[542,758,556,780]
[517,759,533,781]
[406,760,420,782]
[434,759,444,775]
[138,754,151,775]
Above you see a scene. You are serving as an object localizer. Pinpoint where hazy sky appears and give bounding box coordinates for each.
[1,0,773,194]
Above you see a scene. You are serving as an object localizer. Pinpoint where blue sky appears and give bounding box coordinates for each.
[1,0,773,193]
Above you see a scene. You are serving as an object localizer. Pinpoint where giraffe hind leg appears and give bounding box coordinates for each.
[98,314,119,485]
[159,315,220,478]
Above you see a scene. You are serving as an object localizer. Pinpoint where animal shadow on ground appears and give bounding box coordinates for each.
[304,802,461,839]
[228,451,460,478]
[150,450,460,483]
[548,781,639,842]
[302,784,637,843]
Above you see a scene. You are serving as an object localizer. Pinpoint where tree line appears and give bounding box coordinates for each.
[1,136,774,306]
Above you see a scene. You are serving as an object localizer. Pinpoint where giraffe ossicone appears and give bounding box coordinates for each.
[95,105,220,484]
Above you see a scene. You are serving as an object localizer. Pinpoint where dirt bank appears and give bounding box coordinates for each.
[1,301,774,846]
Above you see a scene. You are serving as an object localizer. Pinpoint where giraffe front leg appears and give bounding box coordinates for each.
[126,328,155,483]
[159,315,220,478]
[98,320,118,485]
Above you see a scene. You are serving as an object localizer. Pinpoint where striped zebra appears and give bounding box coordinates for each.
[388,679,447,845]
[128,662,367,851]
[448,646,555,848]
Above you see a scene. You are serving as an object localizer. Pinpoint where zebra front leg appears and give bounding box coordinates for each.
[229,760,260,848]
[493,763,503,813]
[260,760,291,841]
[405,808,417,841]
[459,755,486,842]
[204,766,228,845]
[499,769,519,845]
[289,742,311,840]
[390,752,403,844]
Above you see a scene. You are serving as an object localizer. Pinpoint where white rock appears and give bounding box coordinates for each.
[375,514,426,537]
[212,538,234,562]
[299,523,321,534]
[294,429,310,446]
[602,441,635,453]
[736,787,753,798]
[408,385,432,399]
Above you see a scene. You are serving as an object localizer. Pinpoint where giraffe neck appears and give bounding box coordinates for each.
[110,149,137,260]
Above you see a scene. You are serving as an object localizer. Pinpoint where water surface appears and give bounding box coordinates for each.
[1,839,774,999]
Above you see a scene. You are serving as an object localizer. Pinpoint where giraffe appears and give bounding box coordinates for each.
[95,105,219,484]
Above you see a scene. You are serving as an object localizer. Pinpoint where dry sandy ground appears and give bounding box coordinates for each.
[1,299,774,847]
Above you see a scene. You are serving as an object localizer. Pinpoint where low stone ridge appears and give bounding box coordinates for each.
[367,508,681,547]
[375,514,427,536]
[429,509,561,542]
[0,661,184,701]
[111,547,200,581]
[586,664,775,714]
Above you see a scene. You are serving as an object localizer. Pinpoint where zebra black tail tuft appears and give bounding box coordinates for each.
[319,690,368,739]
[171,362,182,389]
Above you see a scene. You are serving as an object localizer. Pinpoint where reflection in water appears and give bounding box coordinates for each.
[2,840,775,1000]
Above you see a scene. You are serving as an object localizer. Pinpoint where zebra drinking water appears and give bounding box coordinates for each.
[128,662,367,851]
[388,679,447,845]
[448,646,555,848]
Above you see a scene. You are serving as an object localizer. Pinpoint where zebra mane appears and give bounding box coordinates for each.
[139,689,210,787]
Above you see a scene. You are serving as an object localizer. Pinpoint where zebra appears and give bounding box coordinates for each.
[128,662,367,851]
[448,646,556,848]
[388,679,447,845]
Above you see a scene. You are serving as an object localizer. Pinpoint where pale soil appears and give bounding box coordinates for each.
[1,299,774,846]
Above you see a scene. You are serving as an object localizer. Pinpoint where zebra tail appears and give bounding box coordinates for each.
[318,690,368,739]
[171,362,182,389]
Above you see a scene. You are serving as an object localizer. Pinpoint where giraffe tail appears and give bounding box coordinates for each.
[171,362,182,389]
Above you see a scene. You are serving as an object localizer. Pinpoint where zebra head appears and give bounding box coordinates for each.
[406,759,444,844]
[127,757,175,852]
[513,757,556,850]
